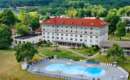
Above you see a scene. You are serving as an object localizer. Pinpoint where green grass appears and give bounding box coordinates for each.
[72,48,97,56]
[38,47,85,61]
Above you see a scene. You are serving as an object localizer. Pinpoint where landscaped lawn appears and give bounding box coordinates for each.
[72,47,98,56]
[0,50,62,80]
[38,47,85,61]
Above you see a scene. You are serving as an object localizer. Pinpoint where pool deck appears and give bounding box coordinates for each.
[27,59,129,80]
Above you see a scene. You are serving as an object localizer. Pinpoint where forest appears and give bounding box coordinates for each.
[0,0,130,8]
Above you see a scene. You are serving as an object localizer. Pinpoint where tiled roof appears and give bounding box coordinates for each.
[42,17,107,28]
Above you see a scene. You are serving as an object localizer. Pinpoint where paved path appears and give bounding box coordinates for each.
[59,46,99,59]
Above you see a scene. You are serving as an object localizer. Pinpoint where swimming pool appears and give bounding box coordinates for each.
[45,63,105,77]
[28,59,128,80]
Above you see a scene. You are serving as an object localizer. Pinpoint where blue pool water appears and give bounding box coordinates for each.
[45,63,105,77]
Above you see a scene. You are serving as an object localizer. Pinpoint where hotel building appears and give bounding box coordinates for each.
[41,17,108,46]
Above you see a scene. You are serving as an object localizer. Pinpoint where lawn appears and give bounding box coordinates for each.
[38,47,85,61]
[0,50,62,80]
[72,47,98,56]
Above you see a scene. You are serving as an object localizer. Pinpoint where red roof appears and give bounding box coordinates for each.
[42,17,107,28]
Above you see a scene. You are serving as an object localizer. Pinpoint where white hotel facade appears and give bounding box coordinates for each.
[41,17,108,46]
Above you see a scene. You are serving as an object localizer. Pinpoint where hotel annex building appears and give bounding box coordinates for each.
[41,17,108,47]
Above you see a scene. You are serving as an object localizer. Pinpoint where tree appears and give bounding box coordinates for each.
[29,12,40,31]
[18,11,40,31]
[77,9,85,17]
[106,9,120,34]
[115,21,126,40]
[18,10,30,25]
[0,24,12,49]
[65,7,78,17]
[91,5,106,17]
[0,9,17,26]
[118,6,130,16]
[15,23,29,36]
[15,42,38,62]
[107,44,125,63]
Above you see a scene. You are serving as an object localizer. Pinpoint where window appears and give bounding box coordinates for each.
[90,36,92,38]
[75,39,77,41]
[23,41,25,43]
[96,36,98,38]
[19,41,21,44]
[66,34,68,36]
[70,38,73,40]
[80,35,82,37]
[80,39,82,41]
[61,37,63,39]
